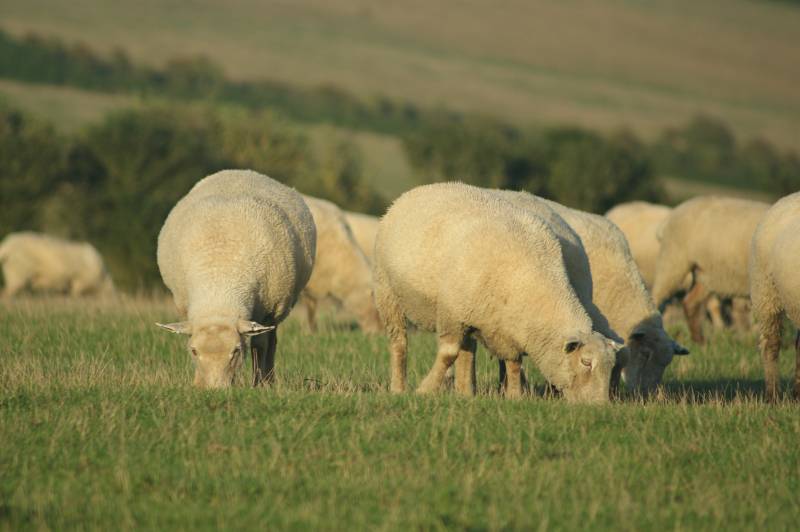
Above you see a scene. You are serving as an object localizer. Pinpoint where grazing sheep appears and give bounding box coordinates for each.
[374,182,621,403]
[605,201,671,289]
[488,190,624,394]
[749,192,800,401]
[156,169,316,389]
[606,201,737,333]
[301,196,382,333]
[651,196,770,343]
[0,232,114,297]
[539,197,689,393]
[343,211,380,261]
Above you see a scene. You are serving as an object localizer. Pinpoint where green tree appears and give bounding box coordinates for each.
[0,107,64,235]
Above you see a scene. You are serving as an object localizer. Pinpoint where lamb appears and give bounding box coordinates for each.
[651,196,770,343]
[343,211,379,261]
[605,201,671,289]
[749,192,800,401]
[374,182,622,403]
[535,196,690,393]
[156,169,316,389]
[0,232,114,297]
[301,196,382,333]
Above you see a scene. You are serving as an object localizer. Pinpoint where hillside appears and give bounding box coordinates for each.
[3,0,800,150]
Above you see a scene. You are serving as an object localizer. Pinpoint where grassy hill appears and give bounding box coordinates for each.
[3,0,800,151]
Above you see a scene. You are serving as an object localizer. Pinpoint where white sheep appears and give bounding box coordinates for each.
[538,196,689,393]
[606,200,738,332]
[374,182,621,402]
[0,232,114,297]
[156,169,316,388]
[301,196,381,333]
[605,201,671,289]
[343,211,379,261]
[749,192,800,401]
[487,190,625,394]
[651,196,770,343]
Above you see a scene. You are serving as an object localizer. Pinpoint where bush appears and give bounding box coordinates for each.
[0,106,64,235]
[403,120,663,212]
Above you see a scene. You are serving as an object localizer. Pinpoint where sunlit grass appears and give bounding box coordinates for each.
[1,296,799,529]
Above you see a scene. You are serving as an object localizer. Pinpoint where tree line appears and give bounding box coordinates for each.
[0,103,383,290]
[0,28,797,198]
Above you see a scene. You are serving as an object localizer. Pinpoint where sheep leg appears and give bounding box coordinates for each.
[503,357,524,399]
[759,312,782,402]
[302,293,319,333]
[794,331,800,400]
[498,359,506,393]
[454,337,477,396]
[417,333,462,394]
[731,297,752,332]
[682,281,709,344]
[706,296,726,330]
[251,330,277,386]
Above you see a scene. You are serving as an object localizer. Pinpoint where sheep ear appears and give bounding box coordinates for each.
[673,341,690,355]
[237,319,275,336]
[156,321,192,335]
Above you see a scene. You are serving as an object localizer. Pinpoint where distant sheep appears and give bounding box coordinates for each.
[541,197,689,393]
[606,200,741,334]
[605,201,671,289]
[651,196,770,343]
[302,196,381,333]
[0,232,114,297]
[156,170,316,388]
[343,211,379,261]
[749,192,800,401]
[374,182,621,403]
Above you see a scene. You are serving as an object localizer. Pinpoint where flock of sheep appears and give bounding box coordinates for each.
[2,169,798,402]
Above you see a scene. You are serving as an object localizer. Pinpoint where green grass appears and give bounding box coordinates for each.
[2,0,800,150]
[1,296,799,530]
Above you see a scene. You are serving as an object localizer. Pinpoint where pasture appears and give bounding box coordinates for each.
[1,296,799,530]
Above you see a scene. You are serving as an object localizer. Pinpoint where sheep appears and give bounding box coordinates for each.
[606,200,738,333]
[651,196,770,344]
[0,231,114,297]
[301,196,382,333]
[749,192,800,401]
[374,182,622,403]
[343,211,379,261]
[536,196,690,393]
[156,169,316,389]
[485,190,624,394]
[605,201,671,289]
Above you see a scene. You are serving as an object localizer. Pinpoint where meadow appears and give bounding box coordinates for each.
[2,296,799,530]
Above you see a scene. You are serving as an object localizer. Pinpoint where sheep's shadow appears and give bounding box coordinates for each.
[480,378,796,404]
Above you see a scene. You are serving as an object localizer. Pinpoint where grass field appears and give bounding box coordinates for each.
[3,0,800,150]
[1,296,799,530]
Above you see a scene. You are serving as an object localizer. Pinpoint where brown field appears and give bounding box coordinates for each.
[3,0,800,150]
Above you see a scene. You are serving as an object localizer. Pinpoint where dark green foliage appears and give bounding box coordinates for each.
[0,104,384,291]
[0,106,64,235]
[1,28,798,199]
[651,115,800,192]
[80,107,227,289]
[405,120,664,212]
[542,129,663,212]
